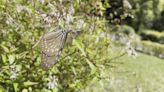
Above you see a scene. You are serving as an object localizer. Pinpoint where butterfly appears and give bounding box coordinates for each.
[41,29,71,69]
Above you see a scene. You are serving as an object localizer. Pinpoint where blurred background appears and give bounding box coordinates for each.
[0,0,164,92]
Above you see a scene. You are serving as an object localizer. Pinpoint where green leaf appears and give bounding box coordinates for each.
[71,66,77,75]
[8,54,15,64]
[0,85,6,92]
[28,87,32,92]
[13,83,18,92]
[22,89,28,92]
[10,48,18,53]
[0,45,9,53]
[23,81,38,86]
[85,58,96,74]
[72,39,86,56]
[1,54,7,63]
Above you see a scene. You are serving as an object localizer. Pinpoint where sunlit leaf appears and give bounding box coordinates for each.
[10,48,18,53]
[0,45,9,53]
[8,54,15,64]
[85,58,96,74]
[1,54,7,63]
[28,87,32,92]
[22,89,28,92]
[71,66,76,75]
[72,39,86,56]
[23,81,38,86]
[0,0,133,91]
[13,83,18,92]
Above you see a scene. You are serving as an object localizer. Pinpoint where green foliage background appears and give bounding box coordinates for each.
[0,0,115,92]
[0,0,163,92]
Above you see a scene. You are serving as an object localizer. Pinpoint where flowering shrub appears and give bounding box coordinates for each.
[0,0,132,91]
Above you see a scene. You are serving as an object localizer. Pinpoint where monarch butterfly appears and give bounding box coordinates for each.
[41,29,71,69]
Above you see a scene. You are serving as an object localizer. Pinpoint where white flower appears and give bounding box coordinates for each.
[40,0,45,4]
[95,37,99,44]
[47,75,58,89]
[76,19,84,31]
[66,14,73,24]
[16,4,32,14]
[125,41,137,57]
[9,65,17,80]
[68,5,75,15]
[10,71,17,79]
[41,14,52,24]
[123,0,132,10]
[16,4,24,13]
[6,16,14,25]
[159,54,164,58]
[41,14,47,18]
[24,7,32,14]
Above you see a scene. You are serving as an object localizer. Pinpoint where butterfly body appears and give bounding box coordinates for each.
[41,29,71,69]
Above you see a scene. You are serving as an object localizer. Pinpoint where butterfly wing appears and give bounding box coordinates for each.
[41,30,67,69]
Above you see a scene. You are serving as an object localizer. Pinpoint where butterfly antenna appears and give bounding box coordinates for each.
[32,35,43,49]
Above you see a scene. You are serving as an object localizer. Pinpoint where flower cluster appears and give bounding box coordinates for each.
[46,75,58,89]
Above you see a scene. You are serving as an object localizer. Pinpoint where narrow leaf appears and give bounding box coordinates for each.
[23,81,38,86]
[13,83,18,92]
[1,54,7,63]
[85,58,96,74]
[8,54,15,64]
[73,39,86,56]
[0,45,9,53]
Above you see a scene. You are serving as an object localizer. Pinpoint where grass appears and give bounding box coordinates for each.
[82,53,164,92]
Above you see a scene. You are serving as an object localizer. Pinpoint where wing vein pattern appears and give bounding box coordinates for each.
[41,29,70,69]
